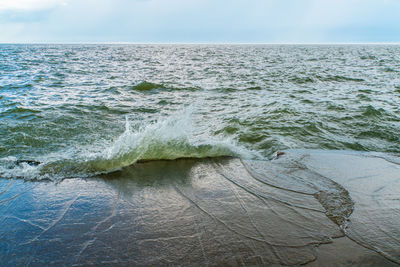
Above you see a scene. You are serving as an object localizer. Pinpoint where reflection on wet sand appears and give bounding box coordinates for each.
[0,151,398,266]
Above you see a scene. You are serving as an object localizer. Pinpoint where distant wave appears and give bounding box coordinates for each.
[130,81,199,92]
[290,74,364,85]
[131,81,168,91]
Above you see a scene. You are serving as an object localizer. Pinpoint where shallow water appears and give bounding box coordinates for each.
[1,44,400,180]
[0,151,398,265]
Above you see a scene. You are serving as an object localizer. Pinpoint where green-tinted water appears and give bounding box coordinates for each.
[1,44,399,179]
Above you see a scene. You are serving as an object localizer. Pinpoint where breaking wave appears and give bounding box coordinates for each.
[0,108,256,181]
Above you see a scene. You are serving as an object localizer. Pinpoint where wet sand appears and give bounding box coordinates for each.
[0,150,399,266]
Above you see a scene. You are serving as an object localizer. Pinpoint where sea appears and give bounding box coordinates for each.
[1,44,400,265]
[0,44,399,180]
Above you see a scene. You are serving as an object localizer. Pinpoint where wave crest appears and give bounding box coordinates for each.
[85,111,247,173]
[1,108,255,180]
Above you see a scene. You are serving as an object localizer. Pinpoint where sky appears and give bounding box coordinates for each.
[0,0,399,43]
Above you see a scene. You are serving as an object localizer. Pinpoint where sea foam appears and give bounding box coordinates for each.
[1,107,257,180]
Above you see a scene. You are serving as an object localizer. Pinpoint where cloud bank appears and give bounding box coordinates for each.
[0,0,66,11]
[0,0,399,43]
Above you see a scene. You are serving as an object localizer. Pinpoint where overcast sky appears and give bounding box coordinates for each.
[0,0,399,43]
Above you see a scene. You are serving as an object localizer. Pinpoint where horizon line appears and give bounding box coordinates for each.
[1,41,400,45]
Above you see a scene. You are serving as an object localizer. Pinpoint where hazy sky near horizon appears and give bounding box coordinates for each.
[0,0,399,43]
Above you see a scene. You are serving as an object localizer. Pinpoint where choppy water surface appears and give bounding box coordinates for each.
[1,44,399,179]
[1,45,400,266]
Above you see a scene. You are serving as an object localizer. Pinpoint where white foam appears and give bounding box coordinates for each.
[0,107,259,180]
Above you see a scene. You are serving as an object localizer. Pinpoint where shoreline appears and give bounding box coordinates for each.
[1,150,399,266]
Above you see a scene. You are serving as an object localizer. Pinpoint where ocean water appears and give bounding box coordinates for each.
[0,44,399,180]
[1,44,400,265]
